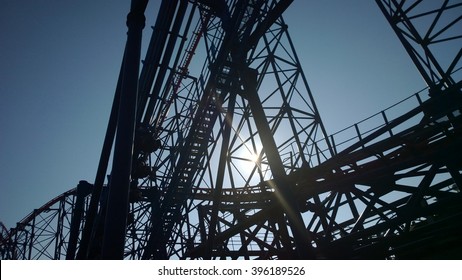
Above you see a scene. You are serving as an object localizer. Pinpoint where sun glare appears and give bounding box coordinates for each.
[249,152,260,164]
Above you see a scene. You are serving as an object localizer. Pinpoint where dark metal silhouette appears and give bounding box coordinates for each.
[1,0,461,259]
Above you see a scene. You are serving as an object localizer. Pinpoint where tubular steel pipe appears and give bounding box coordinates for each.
[66,181,92,259]
[101,0,148,260]
[242,67,314,259]
[137,0,179,124]
[143,0,187,125]
[75,52,125,260]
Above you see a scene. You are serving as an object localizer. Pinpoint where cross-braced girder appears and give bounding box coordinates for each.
[376,0,462,94]
[1,0,461,260]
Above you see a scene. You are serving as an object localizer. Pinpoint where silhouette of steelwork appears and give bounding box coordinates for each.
[1,0,461,259]
[376,0,461,94]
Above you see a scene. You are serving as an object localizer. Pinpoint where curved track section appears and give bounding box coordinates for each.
[2,87,461,260]
[0,185,91,259]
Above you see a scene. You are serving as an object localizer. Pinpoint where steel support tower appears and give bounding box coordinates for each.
[1,0,461,259]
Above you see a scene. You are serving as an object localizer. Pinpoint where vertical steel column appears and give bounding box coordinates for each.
[242,67,314,259]
[66,181,92,259]
[101,0,148,259]
[205,92,237,259]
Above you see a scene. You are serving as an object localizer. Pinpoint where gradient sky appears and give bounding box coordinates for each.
[0,0,426,229]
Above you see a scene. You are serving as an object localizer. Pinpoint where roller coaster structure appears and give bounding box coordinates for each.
[1,0,461,259]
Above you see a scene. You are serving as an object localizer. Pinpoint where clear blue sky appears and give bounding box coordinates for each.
[0,1,425,229]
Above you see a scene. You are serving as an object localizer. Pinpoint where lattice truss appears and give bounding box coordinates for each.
[377,0,462,92]
[129,0,332,259]
[0,185,92,260]
[1,0,461,260]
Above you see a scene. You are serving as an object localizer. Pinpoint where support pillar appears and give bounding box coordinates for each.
[101,0,148,259]
[242,67,314,259]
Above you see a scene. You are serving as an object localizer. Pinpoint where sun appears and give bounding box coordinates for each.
[249,151,260,164]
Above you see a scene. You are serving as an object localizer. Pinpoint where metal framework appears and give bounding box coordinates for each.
[1,0,461,259]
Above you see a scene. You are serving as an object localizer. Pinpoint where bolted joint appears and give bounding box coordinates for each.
[126,11,146,30]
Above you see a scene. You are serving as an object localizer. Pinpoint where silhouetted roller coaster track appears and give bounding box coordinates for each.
[1,0,461,259]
